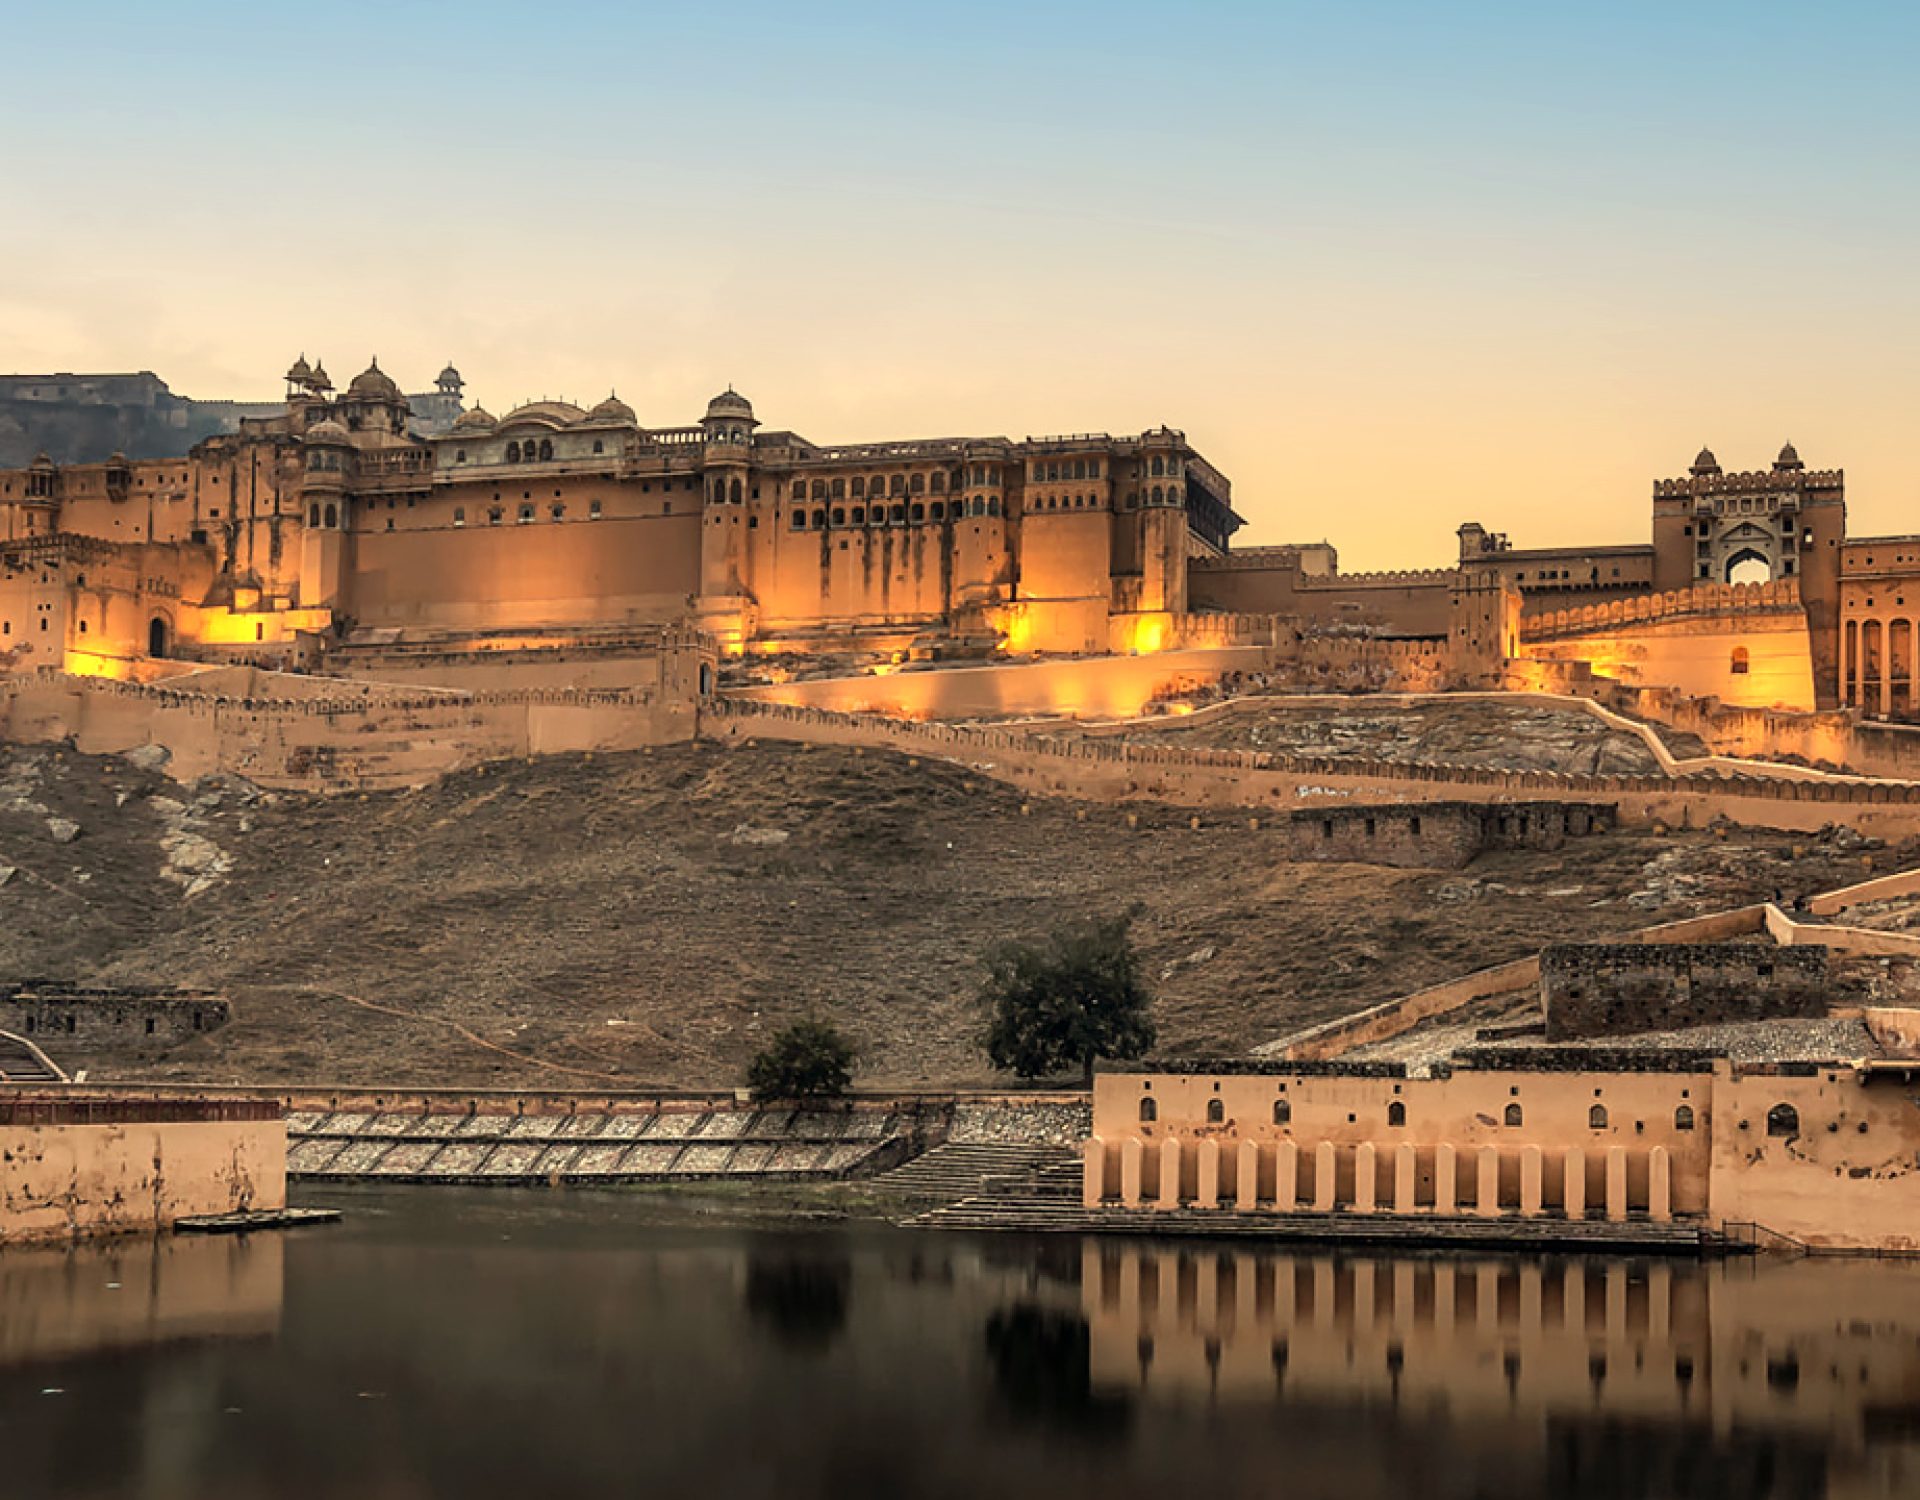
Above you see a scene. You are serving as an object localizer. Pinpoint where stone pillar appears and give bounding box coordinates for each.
[1648,1146,1672,1223]
[1083,1138,1106,1208]
[1314,1141,1339,1211]
[1394,1142,1418,1213]
[1275,1141,1299,1210]
[1120,1139,1144,1206]
[1605,1146,1629,1222]
[1196,1139,1221,1210]
[1563,1149,1585,1221]
[1476,1147,1502,1218]
[1158,1138,1183,1210]
[1354,1142,1378,1213]
[1236,1140,1261,1211]
[1519,1144,1544,1216]
[1435,1144,1458,1216]
[1882,618,1895,718]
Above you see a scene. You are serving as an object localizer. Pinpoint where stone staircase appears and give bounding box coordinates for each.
[0,1029,66,1084]
[874,1142,1079,1201]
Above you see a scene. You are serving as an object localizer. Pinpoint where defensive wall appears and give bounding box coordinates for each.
[1540,944,1827,1040]
[706,698,1920,840]
[1188,556,1456,635]
[0,1095,285,1245]
[1,983,229,1055]
[1281,800,1612,870]
[0,668,701,791]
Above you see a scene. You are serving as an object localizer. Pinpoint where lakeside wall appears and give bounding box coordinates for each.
[0,1097,285,1245]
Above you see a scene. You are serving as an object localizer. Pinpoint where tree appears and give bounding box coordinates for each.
[748,1019,855,1101]
[979,912,1156,1084]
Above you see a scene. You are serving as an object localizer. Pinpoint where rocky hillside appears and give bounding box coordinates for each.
[0,740,1891,1090]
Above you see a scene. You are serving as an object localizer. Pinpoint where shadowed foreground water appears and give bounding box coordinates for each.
[3,1186,1919,1499]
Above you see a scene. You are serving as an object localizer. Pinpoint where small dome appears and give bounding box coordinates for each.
[305,418,353,444]
[108,451,128,465]
[1774,441,1804,471]
[1690,446,1721,477]
[501,399,588,427]
[437,363,463,387]
[451,405,496,432]
[589,393,637,423]
[285,354,312,383]
[347,359,403,401]
[29,451,53,469]
[309,361,333,391]
[705,388,754,419]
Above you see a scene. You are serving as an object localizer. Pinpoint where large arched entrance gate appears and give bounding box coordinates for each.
[148,616,169,659]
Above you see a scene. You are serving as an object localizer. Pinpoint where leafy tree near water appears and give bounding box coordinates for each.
[979,912,1157,1084]
[747,1019,855,1101]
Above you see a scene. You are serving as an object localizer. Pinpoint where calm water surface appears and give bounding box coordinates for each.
[2,1186,1918,1499]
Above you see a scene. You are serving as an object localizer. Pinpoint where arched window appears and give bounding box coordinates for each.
[1731,646,1750,675]
[1589,1104,1609,1129]
[811,509,826,529]
[910,503,924,522]
[1139,1096,1157,1123]
[488,507,503,526]
[308,504,320,526]
[453,506,465,527]
[1387,1101,1406,1127]
[1206,1098,1224,1124]
[987,497,1001,517]
[592,440,603,455]
[811,480,827,500]
[849,477,864,498]
[850,506,865,525]
[1504,1103,1523,1127]
[890,474,906,496]
[1767,1103,1799,1138]
[831,507,845,526]
[1674,1105,1695,1131]
[791,509,807,530]
[1151,455,1164,476]
[730,478,742,504]
[506,441,521,463]
[910,473,924,494]
[456,448,467,463]
[323,503,337,527]
[972,498,986,516]
[538,439,553,461]
[931,502,945,521]
[1273,1098,1291,1125]
[930,472,946,493]
[1073,458,1086,479]
[890,503,905,524]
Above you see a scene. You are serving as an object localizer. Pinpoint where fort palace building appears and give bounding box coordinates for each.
[3,357,1920,724]
[0,358,1238,674]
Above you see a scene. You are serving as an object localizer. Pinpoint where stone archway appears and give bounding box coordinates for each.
[1725,548,1772,586]
[147,616,169,659]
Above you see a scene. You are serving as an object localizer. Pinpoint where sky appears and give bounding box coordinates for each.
[4,0,1918,564]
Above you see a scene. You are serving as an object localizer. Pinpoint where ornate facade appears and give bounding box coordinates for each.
[0,359,1241,676]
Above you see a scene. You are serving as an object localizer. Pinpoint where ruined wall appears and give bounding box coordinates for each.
[1282,800,1612,870]
[1541,944,1828,1041]
[0,985,229,1054]
[0,1099,285,1244]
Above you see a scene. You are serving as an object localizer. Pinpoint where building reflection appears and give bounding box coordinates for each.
[0,1231,282,1366]
[1082,1244,1920,1495]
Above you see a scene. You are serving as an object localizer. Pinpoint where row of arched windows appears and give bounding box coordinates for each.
[789,497,1002,531]
[710,476,745,505]
[1032,494,1100,512]
[1029,458,1106,482]
[1138,1098,1716,1131]
[505,439,554,463]
[792,471,953,502]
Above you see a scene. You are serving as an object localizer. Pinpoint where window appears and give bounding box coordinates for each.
[1387,1101,1406,1127]
[1589,1104,1609,1129]
[1273,1098,1291,1125]
[592,440,603,455]
[518,505,535,524]
[1206,1099,1224,1123]
[1766,1103,1799,1138]
[791,510,807,530]
[551,504,565,520]
[489,507,503,526]
[506,441,521,463]
[1504,1103,1523,1127]
[1139,1096,1157,1123]
[538,439,553,461]
[590,500,602,519]
[1730,646,1750,675]
[1674,1105,1695,1131]
[453,507,465,527]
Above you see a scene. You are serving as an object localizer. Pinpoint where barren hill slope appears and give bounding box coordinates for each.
[0,740,1887,1089]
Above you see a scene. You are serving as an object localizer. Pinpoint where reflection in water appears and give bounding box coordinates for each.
[0,1189,1916,1499]
[0,1231,282,1365]
[983,1304,1130,1436]
[743,1249,852,1354]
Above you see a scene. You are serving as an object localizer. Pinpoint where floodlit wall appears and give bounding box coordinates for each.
[1525,611,1815,711]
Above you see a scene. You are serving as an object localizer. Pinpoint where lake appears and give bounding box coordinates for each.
[2,1186,1916,1499]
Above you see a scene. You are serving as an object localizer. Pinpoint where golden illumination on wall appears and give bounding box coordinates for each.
[60,649,133,680]
[1125,613,1171,656]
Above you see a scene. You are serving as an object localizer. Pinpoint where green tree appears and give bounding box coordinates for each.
[748,1019,855,1101]
[979,912,1156,1084]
